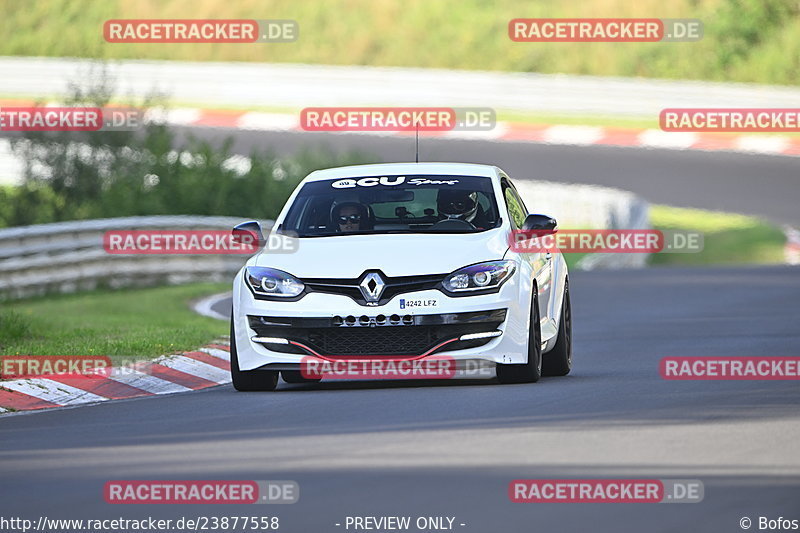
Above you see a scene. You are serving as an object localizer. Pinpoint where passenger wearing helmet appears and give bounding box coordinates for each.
[436,189,489,228]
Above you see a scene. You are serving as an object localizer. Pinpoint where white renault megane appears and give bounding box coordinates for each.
[230,162,571,390]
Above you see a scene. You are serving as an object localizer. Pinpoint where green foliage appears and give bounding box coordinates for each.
[0,283,229,360]
[2,68,371,227]
[0,0,798,84]
[711,0,794,71]
[0,185,62,227]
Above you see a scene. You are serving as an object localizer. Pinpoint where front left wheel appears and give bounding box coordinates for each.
[230,315,279,391]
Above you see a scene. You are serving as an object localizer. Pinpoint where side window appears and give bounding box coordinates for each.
[503,186,527,229]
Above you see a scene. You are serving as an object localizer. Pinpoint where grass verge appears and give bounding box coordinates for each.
[2,0,799,85]
[0,283,229,364]
[649,205,786,266]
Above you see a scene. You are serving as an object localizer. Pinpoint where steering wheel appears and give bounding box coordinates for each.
[429,218,476,230]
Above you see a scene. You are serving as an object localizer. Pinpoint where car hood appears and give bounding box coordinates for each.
[252,229,511,278]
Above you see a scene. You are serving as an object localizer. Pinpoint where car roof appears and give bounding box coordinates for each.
[304,162,501,182]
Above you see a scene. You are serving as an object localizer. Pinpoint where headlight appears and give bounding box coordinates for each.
[442,260,516,293]
[245,267,304,298]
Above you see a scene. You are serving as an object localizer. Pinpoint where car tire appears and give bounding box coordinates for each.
[496,291,542,384]
[230,315,279,392]
[282,370,321,384]
[542,279,572,377]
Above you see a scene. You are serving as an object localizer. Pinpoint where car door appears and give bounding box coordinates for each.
[501,177,553,325]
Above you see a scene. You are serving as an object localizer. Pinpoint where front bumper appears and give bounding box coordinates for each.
[248,308,506,358]
[232,270,531,371]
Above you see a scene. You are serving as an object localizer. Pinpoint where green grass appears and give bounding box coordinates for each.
[649,205,786,266]
[1,0,799,85]
[563,253,589,271]
[0,283,229,363]
[560,205,786,268]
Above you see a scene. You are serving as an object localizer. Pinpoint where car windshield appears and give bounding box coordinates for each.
[279,175,501,237]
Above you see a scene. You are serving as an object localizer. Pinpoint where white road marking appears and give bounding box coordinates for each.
[0,379,107,406]
[107,368,192,395]
[192,292,231,321]
[155,356,231,384]
[237,112,299,131]
[735,136,791,154]
[145,107,202,126]
[638,129,698,149]
[542,125,605,145]
[197,347,231,362]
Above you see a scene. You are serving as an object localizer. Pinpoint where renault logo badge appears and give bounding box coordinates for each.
[359,272,386,303]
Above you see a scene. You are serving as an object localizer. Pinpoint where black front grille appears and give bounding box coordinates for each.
[248,309,506,357]
[310,326,434,356]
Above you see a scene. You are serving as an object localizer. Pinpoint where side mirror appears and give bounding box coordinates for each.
[232,221,264,248]
[522,214,557,233]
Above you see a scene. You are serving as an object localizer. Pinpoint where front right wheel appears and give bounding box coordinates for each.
[230,314,279,391]
[496,291,542,384]
[282,370,321,384]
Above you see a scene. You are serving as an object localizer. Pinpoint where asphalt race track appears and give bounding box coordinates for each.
[1,130,798,532]
[2,265,798,533]
[172,127,800,226]
[2,127,798,224]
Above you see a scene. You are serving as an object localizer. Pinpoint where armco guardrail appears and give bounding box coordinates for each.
[514,180,650,270]
[0,180,649,301]
[0,216,272,301]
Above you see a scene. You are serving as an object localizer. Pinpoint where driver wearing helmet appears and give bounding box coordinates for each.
[436,189,488,228]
